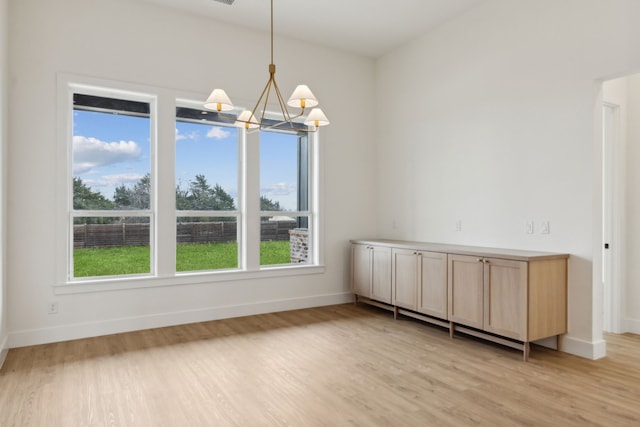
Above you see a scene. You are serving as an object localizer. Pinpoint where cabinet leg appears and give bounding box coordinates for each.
[449,323,455,339]
[354,294,358,306]
[523,342,530,362]
[393,306,398,320]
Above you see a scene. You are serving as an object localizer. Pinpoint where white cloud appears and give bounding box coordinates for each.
[83,173,146,195]
[176,128,200,142]
[103,173,145,186]
[84,173,145,188]
[207,126,231,140]
[73,136,141,174]
[262,182,296,196]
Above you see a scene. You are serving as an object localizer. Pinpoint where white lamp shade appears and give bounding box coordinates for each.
[287,85,319,109]
[304,108,330,127]
[204,89,234,112]
[235,110,260,129]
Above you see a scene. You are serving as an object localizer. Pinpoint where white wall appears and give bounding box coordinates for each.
[0,0,8,367]
[6,0,377,346]
[375,0,640,359]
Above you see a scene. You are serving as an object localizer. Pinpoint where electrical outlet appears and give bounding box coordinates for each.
[48,301,59,314]
[456,220,462,232]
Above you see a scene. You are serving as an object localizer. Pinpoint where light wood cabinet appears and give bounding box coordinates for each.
[392,249,447,319]
[448,255,528,340]
[448,254,567,354]
[391,249,419,310]
[351,244,372,298]
[351,243,392,305]
[351,239,568,361]
[483,257,528,340]
[448,254,485,329]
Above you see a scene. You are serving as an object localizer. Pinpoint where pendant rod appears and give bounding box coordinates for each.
[270,0,274,65]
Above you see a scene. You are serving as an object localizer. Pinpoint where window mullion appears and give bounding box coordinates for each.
[310,131,322,266]
[242,130,261,271]
[156,94,176,277]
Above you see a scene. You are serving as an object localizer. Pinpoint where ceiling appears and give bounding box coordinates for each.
[139,0,485,58]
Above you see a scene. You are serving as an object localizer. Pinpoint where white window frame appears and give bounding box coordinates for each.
[259,129,315,268]
[174,99,243,273]
[60,80,158,282]
[55,74,324,295]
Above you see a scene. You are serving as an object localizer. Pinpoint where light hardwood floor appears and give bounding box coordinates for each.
[1,304,639,426]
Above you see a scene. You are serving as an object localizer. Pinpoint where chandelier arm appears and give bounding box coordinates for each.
[271,77,296,123]
[260,119,319,132]
[236,76,272,127]
[259,77,274,127]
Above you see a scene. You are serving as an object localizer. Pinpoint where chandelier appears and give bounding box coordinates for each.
[204,0,330,132]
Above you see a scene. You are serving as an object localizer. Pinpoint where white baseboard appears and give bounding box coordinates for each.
[624,317,640,334]
[560,335,607,360]
[7,292,354,349]
[0,334,8,370]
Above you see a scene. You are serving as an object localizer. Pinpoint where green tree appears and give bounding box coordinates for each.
[188,174,214,210]
[73,177,115,210]
[186,174,236,211]
[114,184,132,207]
[175,175,236,221]
[130,174,150,209]
[73,177,116,224]
[260,195,283,211]
[175,184,190,210]
[212,184,235,210]
[113,174,150,210]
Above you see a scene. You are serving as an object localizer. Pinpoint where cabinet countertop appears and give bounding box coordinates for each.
[351,239,569,262]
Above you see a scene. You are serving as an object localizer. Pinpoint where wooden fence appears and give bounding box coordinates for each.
[74,220,298,249]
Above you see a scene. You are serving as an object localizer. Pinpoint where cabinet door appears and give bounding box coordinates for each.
[371,246,392,303]
[392,248,418,310]
[418,251,448,319]
[448,254,484,329]
[484,258,528,340]
[351,244,371,298]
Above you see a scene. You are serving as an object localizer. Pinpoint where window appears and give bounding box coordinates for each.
[260,130,311,266]
[58,75,322,288]
[71,91,154,279]
[175,106,240,272]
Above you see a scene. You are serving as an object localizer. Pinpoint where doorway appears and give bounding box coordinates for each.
[601,102,621,333]
[602,73,640,335]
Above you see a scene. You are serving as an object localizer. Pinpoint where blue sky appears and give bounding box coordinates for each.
[73,110,300,211]
[73,110,150,196]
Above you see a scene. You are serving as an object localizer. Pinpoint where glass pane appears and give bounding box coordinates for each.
[260,131,307,212]
[260,215,310,266]
[73,216,151,277]
[176,217,239,272]
[72,96,151,210]
[176,112,238,211]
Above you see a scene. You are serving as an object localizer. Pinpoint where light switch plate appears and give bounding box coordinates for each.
[525,221,534,234]
[541,221,550,234]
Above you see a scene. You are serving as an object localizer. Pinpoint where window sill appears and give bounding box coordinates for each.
[54,264,325,295]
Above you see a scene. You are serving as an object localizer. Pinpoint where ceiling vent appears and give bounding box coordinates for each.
[212,0,235,5]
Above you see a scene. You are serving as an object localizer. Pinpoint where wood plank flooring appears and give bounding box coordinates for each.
[1,304,639,426]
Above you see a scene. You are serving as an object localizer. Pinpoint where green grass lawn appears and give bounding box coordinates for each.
[74,241,292,278]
